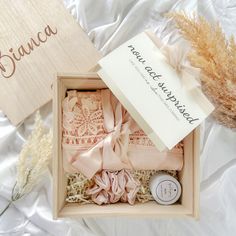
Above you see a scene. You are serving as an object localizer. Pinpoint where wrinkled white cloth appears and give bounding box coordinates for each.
[0,0,236,235]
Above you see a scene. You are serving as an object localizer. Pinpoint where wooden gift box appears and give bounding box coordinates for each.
[53,73,200,219]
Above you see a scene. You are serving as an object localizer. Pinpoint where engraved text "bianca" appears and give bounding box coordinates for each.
[0,25,57,79]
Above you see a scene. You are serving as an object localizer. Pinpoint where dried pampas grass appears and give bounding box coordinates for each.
[16,111,52,195]
[0,111,52,216]
[168,12,236,128]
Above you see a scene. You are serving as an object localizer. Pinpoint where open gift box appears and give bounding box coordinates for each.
[53,73,200,219]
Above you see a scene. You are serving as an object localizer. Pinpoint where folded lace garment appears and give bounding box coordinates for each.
[62,89,183,179]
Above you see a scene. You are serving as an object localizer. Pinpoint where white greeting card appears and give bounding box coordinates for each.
[98,32,214,151]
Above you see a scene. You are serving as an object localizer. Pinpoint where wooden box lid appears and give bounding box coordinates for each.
[0,0,101,125]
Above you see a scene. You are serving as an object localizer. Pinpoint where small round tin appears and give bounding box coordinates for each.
[149,173,182,205]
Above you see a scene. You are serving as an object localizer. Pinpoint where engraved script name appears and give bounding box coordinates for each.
[0,25,57,79]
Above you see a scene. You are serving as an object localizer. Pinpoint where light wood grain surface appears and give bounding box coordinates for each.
[0,0,101,125]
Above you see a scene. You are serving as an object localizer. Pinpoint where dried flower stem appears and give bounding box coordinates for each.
[0,111,52,217]
[0,201,12,217]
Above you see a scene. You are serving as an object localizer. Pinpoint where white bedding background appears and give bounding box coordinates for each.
[0,0,236,235]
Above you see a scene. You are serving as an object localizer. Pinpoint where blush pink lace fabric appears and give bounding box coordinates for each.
[86,169,140,205]
[63,90,106,149]
[62,89,183,179]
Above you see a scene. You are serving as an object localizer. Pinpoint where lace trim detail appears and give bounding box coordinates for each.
[129,130,154,146]
[129,130,183,151]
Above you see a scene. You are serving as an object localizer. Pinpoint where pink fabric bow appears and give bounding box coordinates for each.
[86,169,140,205]
[70,89,140,178]
[62,89,183,179]
[146,31,200,91]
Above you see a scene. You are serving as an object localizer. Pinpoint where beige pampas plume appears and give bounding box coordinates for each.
[0,111,52,216]
[167,12,236,128]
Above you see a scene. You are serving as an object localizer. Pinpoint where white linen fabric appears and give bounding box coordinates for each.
[0,0,236,235]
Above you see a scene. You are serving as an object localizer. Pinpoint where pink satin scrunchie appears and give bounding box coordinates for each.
[86,169,140,205]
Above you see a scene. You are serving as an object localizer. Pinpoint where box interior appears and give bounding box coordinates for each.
[53,73,199,218]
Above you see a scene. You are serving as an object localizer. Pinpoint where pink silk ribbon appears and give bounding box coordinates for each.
[146,31,200,91]
[63,89,183,179]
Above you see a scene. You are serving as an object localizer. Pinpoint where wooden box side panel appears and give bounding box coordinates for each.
[193,127,200,218]
[179,132,194,213]
[60,202,191,218]
[53,76,67,219]
[178,127,200,219]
